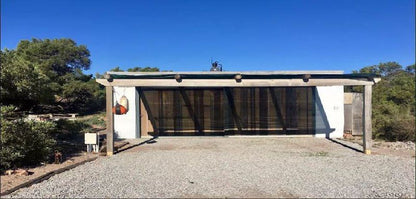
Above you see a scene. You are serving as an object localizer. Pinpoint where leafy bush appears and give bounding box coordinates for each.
[80,113,106,128]
[1,106,56,172]
[375,114,415,142]
[53,119,92,140]
[0,106,103,172]
[353,62,415,142]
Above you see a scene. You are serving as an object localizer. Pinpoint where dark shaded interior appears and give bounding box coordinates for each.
[139,87,315,136]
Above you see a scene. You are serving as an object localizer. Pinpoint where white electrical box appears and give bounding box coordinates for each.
[84,133,98,144]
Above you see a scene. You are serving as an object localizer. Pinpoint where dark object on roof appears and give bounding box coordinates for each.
[210,61,222,71]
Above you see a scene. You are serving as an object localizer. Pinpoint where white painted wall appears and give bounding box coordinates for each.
[112,86,344,138]
[314,86,344,138]
[113,87,139,139]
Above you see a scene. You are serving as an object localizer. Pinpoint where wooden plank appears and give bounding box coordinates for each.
[212,90,223,132]
[173,90,182,135]
[363,85,372,154]
[285,88,297,128]
[352,93,364,135]
[105,86,114,156]
[250,88,256,130]
[344,92,353,104]
[97,78,375,87]
[259,88,268,134]
[140,99,150,137]
[158,91,164,133]
[192,90,204,133]
[137,88,159,136]
[269,88,287,133]
[239,89,249,129]
[224,88,242,134]
[179,89,203,135]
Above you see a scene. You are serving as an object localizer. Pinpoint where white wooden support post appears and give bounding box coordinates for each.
[363,85,372,154]
[106,86,114,156]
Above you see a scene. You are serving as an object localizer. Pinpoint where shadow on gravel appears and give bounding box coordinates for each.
[326,138,363,153]
[115,137,158,154]
[314,90,364,154]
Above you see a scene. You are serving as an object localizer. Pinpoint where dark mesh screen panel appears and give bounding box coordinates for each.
[140,87,315,136]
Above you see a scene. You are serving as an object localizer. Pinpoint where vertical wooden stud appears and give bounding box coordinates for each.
[363,85,372,154]
[106,86,114,156]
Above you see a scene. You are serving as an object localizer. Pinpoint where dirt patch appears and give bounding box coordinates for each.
[306,151,329,157]
[340,137,415,158]
[373,141,415,150]
[0,153,98,195]
[118,138,221,152]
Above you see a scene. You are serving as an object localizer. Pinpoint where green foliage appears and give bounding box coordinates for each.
[353,61,402,77]
[110,66,124,72]
[1,38,104,114]
[1,106,56,172]
[0,106,103,172]
[0,49,51,109]
[95,66,163,78]
[353,62,415,142]
[97,66,172,78]
[108,66,161,72]
[127,66,160,72]
[79,113,106,128]
[53,119,92,140]
[15,38,90,78]
[60,77,105,114]
[405,64,415,74]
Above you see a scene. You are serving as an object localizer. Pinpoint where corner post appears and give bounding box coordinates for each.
[363,85,372,154]
[106,86,114,156]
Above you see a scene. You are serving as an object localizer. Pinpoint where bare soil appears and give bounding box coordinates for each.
[0,140,127,195]
[0,153,97,195]
[340,136,415,158]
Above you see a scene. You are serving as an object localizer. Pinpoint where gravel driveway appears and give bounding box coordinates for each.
[5,137,415,198]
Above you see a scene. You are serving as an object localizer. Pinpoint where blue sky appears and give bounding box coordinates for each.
[1,0,415,74]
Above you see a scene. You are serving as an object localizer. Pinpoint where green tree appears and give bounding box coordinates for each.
[406,64,415,74]
[15,38,90,77]
[353,61,402,77]
[109,66,124,72]
[352,62,415,141]
[0,38,102,113]
[0,49,50,109]
[109,66,160,72]
[95,66,163,78]
[60,77,105,114]
[127,66,160,72]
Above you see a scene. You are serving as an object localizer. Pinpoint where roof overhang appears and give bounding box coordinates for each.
[96,71,381,87]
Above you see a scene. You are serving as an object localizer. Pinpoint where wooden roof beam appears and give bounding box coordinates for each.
[97,78,379,87]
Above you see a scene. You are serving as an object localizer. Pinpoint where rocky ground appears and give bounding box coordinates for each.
[4,137,415,198]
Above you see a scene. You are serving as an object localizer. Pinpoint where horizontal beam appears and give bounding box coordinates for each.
[107,71,345,75]
[97,78,375,87]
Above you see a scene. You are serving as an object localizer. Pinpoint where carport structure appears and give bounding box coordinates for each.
[96,71,380,155]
